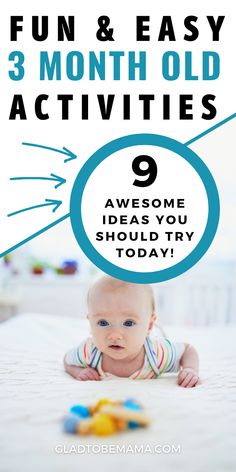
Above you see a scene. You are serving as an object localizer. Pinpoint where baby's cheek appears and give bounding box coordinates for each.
[91,329,106,348]
[128,328,146,345]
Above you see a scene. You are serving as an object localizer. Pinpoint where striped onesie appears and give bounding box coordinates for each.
[65,335,185,380]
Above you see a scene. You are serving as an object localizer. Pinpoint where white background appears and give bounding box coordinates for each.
[0,0,235,262]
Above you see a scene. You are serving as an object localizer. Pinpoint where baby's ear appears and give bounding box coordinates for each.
[148,312,157,333]
[151,312,157,325]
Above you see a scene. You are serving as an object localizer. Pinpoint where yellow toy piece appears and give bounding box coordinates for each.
[89,398,115,416]
[94,398,113,412]
[91,413,116,436]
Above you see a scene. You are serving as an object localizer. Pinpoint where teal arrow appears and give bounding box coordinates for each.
[7,198,62,217]
[10,173,66,189]
[22,142,77,163]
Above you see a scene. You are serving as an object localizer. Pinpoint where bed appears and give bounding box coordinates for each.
[0,313,236,472]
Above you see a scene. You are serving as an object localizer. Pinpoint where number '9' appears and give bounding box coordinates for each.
[132,155,158,187]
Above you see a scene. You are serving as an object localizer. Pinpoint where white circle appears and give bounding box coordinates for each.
[81,145,208,272]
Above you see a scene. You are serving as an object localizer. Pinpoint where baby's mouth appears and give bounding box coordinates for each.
[108,345,125,351]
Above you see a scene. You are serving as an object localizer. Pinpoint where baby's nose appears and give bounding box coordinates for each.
[107,330,123,341]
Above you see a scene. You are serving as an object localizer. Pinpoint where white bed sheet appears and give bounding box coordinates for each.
[0,313,236,472]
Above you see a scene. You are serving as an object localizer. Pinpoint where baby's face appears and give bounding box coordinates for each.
[87,283,154,361]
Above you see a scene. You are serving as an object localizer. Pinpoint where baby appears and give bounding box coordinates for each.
[64,276,200,387]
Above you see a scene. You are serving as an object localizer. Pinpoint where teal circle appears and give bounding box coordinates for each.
[70,134,220,283]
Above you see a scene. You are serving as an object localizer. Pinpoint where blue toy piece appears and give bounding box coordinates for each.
[70,404,90,418]
[127,421,140,429]
[63,414,80,433]
[123,399,142,411]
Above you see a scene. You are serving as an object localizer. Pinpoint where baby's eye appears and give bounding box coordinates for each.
[97,319,109,327]
[123,319,136,327]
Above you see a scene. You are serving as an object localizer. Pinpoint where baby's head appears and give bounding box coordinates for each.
[87,276,156,360]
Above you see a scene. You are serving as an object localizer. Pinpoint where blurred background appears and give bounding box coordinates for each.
[0,216,235,326]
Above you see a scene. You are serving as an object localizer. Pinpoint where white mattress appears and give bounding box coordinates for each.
[0,313,236,472]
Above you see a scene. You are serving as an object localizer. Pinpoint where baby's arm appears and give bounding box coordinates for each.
[63,340,100,381]
[177,343,200,388]
[64,355,100,381]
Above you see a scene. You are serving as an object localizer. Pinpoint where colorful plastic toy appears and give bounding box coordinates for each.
[63,398,151,436]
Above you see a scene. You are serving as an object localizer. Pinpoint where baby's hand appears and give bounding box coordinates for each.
[64,362,100,381]
[75,367,100,381]
[177,367,200,388]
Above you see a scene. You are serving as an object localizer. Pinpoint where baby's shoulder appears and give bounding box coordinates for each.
[78,336,97,362]
[148,335,172,353]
